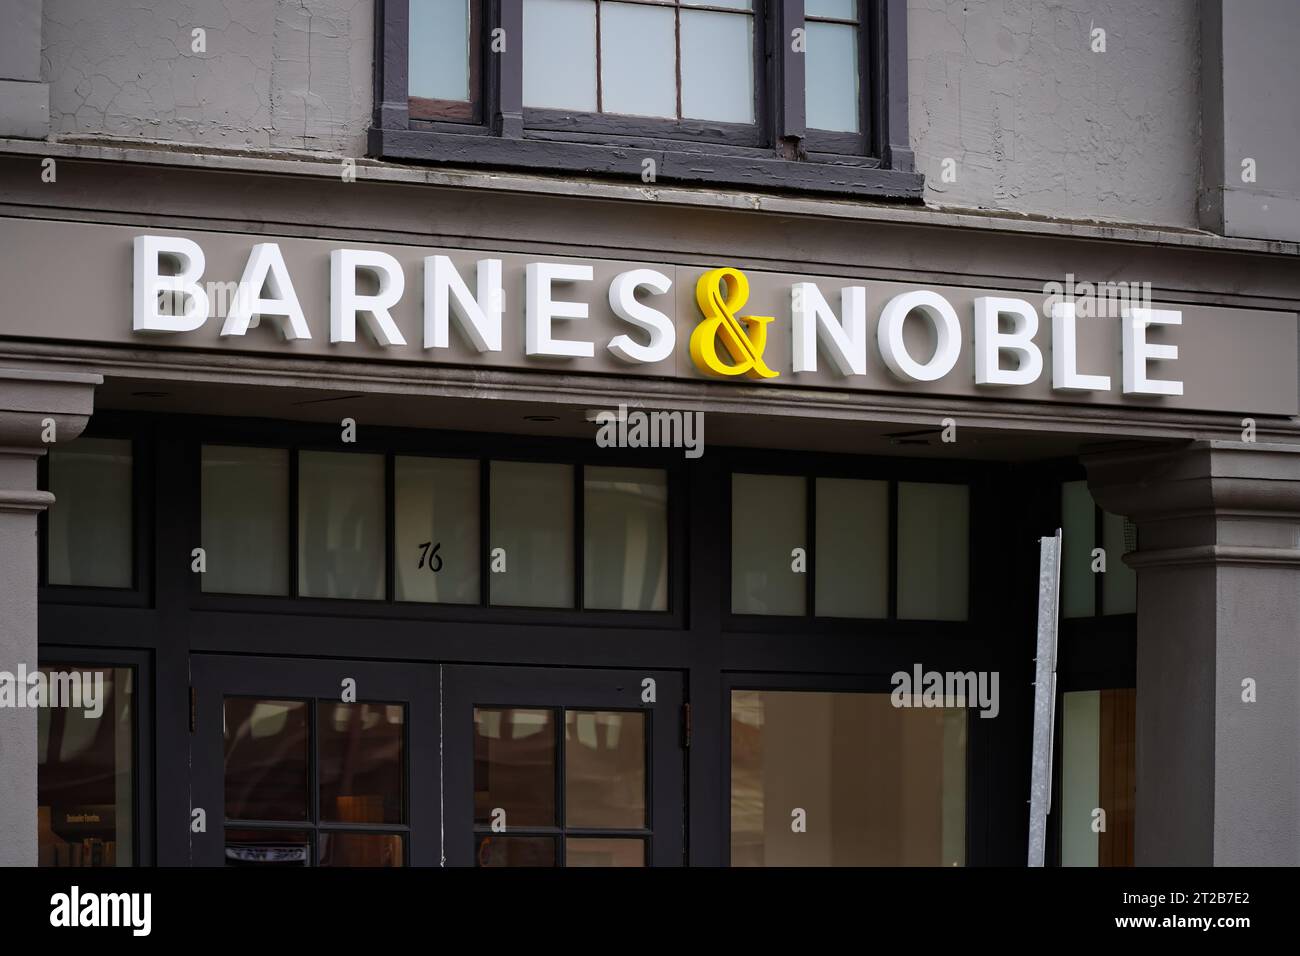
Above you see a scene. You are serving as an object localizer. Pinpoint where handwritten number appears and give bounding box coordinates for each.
[416,541,443,573]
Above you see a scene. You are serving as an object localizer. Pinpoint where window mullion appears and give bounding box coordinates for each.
[495,0,525,136]
[777,0,807,144]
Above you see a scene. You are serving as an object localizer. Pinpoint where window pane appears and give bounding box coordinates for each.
[1061,480,1096,618]
[681,10,754,123]
[565,710,646,828]
[223,698,309,822]
[298,451,385,600]
[584,466,668,611]
[394,456,479,605]
[682,0,751,9]
[806,0,855,17]
[201,445,289,596]
[896,482,969,620]
[477,835,557,867]
[474,707,557,827]
[600,2,676,118]
[1061,688,1136,866]
[731,690,966,866]
[523,0,597,110]
[319,832,404,867]
[805,22,859,132]
[489,461,574,607]
[37,665,134,867]
[814,477,887,618]
[318,703,405,825]
[47,437,132,588]
[566,838,645,867]
[225,829,312,867]
[409,0,471,101]
[1102,510,1137,614]
[731,474,805,615]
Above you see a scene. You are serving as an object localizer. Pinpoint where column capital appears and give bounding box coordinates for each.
[0,366,102,449]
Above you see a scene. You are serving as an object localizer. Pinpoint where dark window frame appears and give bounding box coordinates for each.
[372,0,922,198]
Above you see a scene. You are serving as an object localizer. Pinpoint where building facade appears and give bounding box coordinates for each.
[1,0,1298,867]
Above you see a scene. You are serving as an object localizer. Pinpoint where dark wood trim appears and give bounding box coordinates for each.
[494,0,524,137]
[869,0,914,171]
[374,0,411,130]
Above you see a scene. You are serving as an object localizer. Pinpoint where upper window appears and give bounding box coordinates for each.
[381,0,921,197]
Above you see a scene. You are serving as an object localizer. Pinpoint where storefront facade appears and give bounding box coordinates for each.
[2,0,1300,868]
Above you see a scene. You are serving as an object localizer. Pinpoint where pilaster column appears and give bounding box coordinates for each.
[1084,440,1300,865]
[0,367,100,866]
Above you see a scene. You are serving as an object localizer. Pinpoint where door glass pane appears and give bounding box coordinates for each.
[1102,510,1137,614]
[564,710,646,828]
[523,0,597,110]
[298,451,385,600]
[805,22,859,132]
[566,837,646,867]
[201,445,289,595]
[1061,480,1096,618]
[681,10,754,123]
[1061,688,1136,866]
[318,703,405,825]
[477,835,557,867]
[600,2,676,118]
[224,829,312,867]
[319,832,404,867]
[489,461,574,607]
[46,437,132,588]
[474,707,557,827]
[814,477,887,618]
[896,482,969,620]
[409,0,471,102]
[36,665,134,867]
[584,466,668,611]
[731,473,805,615]
[224,698,309,821]
[731,690,966,866]
[394,456,479,605]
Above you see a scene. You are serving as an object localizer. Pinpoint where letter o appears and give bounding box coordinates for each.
[877,290,962,382]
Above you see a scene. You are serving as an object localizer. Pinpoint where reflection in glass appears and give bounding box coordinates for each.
[1061,688,1136,866]
[523,0,597,110]
[477,835,557,867]
[1061,480,1096,618]
[566,838,646,867]
[1102,510,1137,614]
[896,482,969,620]
[805,22,859,132]
[318,703,405,825]
[224,829,312,867]
[47,437,133,588]
[600,3,676,118]
[489,461,574,607]
[584,466,668,611]
[731,473,805,615]
[394,456,480,604]
[37,666,134,867]
[223,698,309,821]
[298,451,385,600]
[730,690,966,866]
[681,10,754,123]
[814,477,887,618]
[409,0,471,102]
[474,708,557,827]
[201,445,290,595]
[806,0,854,16]
[565,710,646,828]
[319,832,404,867]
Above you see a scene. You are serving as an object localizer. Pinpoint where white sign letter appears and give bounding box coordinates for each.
[973,296,1042,386]
[792,283,867,376]
[607,269,674,364]
[221,243,311,340]
[425,256,503,353]
[1051,302,1111,392]
[133,235,209,333]
[877,290,962,382]
[525,262,594,358]
[330,249,407,346]
[1122,307,1183,396]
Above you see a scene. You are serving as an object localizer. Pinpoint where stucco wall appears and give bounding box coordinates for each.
[42,0,372,155]
[908,0,1202,228]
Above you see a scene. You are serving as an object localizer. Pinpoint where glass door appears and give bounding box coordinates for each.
[189,656,440,866]
[443,666,685,867]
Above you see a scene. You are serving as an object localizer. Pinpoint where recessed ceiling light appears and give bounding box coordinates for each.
[523,414,559,423]
[131,391,170,398]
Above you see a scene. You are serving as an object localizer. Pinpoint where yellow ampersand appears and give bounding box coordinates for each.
[689,268,778,379]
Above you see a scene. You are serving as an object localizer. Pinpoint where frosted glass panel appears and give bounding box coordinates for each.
[47,437,133,588]
[409,0,471,101]
[896,482,968,620]
[681,10,754,122]
[805,22,859,132]
[731,474,805,615]
[814,477,887,618]
[1061,480,1096,618]
[806,0,855,16]
[298,452,385,600]
[600,3,676,118]
[523,0,597,110]
[682,0,750,9]
[584,466,668,611]
[490,461,574,607]
[394,456,479,605]
[201,445,289,595]
[1102,510,1137,614]
[1061,690,1100,867]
